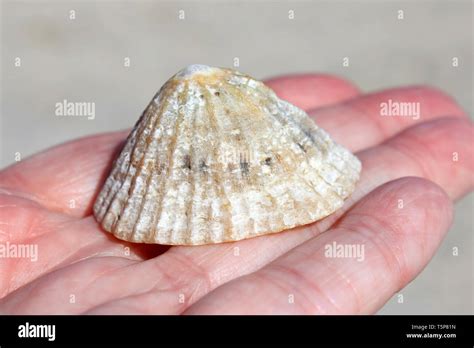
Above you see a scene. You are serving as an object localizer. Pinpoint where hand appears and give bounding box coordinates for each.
[0,74,472,314]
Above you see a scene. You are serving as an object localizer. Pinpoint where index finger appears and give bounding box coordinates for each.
[184,177,453,314]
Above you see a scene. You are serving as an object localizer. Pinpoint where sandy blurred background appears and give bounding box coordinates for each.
[1,0,472,314]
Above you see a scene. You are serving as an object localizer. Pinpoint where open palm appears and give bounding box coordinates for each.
[0,74,472,314]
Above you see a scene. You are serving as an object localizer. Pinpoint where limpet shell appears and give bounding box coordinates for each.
[93,65,361,245]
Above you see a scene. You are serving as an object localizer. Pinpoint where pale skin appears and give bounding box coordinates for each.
[0,74,472,314]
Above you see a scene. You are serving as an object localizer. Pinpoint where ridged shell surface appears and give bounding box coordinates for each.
[93,65,361,245]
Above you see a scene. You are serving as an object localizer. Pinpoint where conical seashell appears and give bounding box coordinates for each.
[93,64,361,245]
